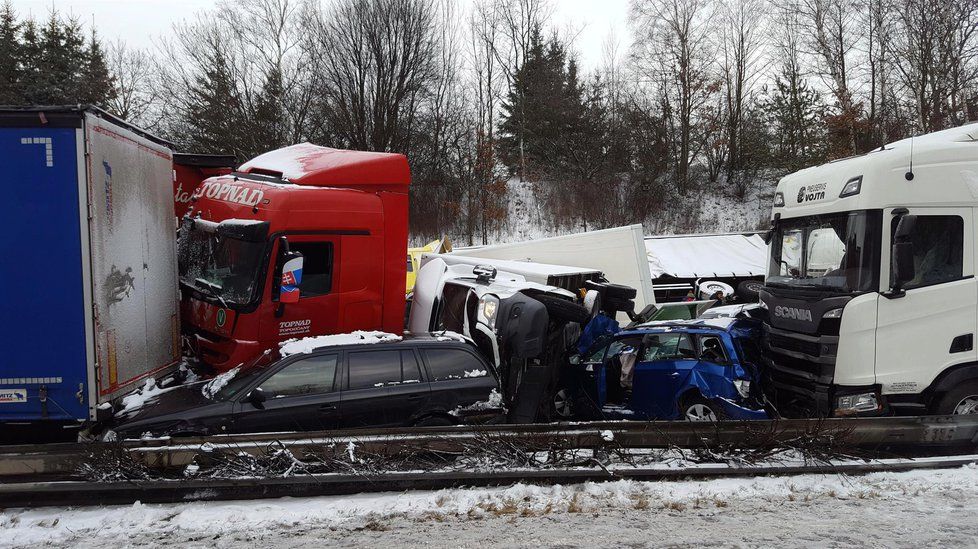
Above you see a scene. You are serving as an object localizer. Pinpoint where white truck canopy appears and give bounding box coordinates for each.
[447,224,656,311]
[425,253,602,283]
[645,232,767,279]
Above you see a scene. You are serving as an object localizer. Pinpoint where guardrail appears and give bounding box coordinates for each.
[3,415,977,478]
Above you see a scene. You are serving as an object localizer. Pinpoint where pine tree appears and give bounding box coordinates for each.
[0,1,21,104]
[81,28,115,107]
[183,47,245,157]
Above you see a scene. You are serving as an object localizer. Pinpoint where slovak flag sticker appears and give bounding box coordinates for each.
[281,257,303,303]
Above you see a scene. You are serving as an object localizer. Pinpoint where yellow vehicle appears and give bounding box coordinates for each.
[407,237,451,295]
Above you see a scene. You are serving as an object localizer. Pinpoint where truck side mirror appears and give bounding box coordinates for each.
[892,214,917,290]
[278,251,304,303]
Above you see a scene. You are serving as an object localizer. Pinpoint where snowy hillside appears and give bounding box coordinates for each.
[433,177,777,247]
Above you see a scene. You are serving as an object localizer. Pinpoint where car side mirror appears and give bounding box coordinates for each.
[278,251,304,304]
[891,214,917,290]
[246,387,266,408]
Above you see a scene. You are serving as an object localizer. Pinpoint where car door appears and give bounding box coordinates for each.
[420,347,498,418]
[231,353,341,434]
[342,349,403,428]
[632,333,697,419]
[380,349,432,425]
[259,236,342,345]
[876,208,977,396]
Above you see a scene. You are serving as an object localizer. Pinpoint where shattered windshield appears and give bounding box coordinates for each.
[768,210,881,293]
[178,224,266,306]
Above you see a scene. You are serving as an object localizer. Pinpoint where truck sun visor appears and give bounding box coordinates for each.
[192,218,270,242]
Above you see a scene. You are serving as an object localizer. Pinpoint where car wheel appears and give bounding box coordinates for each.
[681,395,725,422]
[934,382,978,415]
[414,415,456,427]
[736,280,764,302]
[531,294,591,324]
[553,388,574,418]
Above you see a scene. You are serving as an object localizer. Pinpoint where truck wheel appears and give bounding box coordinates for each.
[681,394,727,422]
[934,382,978,415]
[532,295,590,324]
[736,280,764,302]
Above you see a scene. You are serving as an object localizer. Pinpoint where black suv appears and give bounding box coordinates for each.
[113,337,501,438]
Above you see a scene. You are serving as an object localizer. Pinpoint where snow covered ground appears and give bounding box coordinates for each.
[4,465,978,548]
[459,177,777,246]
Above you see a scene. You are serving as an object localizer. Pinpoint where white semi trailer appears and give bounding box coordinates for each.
[761,122,978,418]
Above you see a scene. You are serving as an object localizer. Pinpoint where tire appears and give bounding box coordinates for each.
[603,297,635,312]
[532,294,590,324]
[552,388,575,419]
[414,415,456,427]
[680,393,727,422]
[584,280,637,300]
[736,280,764,302]
[933,381,978,415]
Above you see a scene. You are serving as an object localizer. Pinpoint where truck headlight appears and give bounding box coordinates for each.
[734,379,751,398]
[835,392,880,414]
[480,295,499,324]
[824,307,844,319]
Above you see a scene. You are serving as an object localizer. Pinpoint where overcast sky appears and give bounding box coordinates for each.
[7,0,630,70]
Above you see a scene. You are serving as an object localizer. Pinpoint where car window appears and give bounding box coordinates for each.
[698,335,728,363]
[259,354,337,398]
[640,334,695,361]
[289,241,333,296]
[402,350,423,382]
[436,283,470,332]
[348,350,402,389]
[422,348,488,381]
[890,215,964,290]
[602,338,643,362]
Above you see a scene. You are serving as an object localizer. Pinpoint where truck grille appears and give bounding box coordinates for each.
[767,333,821,357]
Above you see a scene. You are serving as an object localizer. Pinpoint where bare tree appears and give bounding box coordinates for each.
[632,0,719,195]
[311,0,438,153]
[106,40,160,129]
[892,0,978,132]
[798,0,861,154]
[155,0,314,159]
[720,0,767,189]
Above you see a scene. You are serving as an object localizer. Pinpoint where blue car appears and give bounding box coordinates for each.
[558,318,768,421]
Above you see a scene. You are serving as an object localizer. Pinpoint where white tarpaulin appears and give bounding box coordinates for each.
[646,233,767,279]
[450,225,656,312]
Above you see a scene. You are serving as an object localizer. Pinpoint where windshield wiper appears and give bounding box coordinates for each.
[193,277,229,308]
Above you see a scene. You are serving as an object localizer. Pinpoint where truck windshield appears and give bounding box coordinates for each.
[178,227,266,306]
[768,210,882,293]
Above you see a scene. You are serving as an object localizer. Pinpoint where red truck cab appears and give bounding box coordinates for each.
[178,143,410,372]
[172,153,236,218]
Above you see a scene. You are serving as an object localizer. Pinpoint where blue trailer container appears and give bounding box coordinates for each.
[0,107,181,430]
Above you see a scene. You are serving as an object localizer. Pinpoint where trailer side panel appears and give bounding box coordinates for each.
[85,114,180,401]
[0,125,90,422]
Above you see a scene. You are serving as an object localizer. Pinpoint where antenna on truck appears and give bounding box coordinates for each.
[905,135,915,181]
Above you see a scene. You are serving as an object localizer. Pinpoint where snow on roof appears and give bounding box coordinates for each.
[238,142,410,188]
[428,253,602,277]
[279,331,403,356]
[646,233,767,279]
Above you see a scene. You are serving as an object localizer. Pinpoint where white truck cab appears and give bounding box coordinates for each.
[762,122,978,417]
